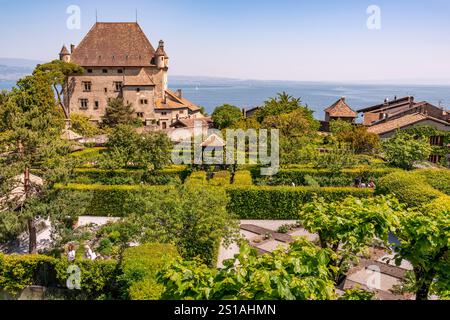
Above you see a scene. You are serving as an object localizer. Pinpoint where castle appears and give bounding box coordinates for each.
[59,22,205,130]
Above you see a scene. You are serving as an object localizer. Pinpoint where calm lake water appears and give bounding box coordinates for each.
[2,79,450,120]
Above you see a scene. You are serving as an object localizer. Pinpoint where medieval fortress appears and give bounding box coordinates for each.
[59,22,205,130]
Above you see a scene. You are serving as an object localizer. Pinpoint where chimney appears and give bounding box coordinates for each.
[176,89,182,99]
[70,44,75,53]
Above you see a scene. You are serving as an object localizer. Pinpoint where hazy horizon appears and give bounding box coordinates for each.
[1,0,450,84]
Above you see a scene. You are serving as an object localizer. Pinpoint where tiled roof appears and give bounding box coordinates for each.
[325,98,357,118]
[357,96,414,113]
[123,69,155,86]
[60,45,70,55]
[160,89,200,112]
[170,118,212,128]
[71,22,156,67]
[367,113,450,135]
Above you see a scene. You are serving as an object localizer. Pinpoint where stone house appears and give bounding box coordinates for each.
[59,22,205,129]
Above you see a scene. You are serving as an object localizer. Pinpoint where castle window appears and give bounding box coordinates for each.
[102,69,108,73]
[162,122,167,129]
[136,88,140,93]
[161,112,168,116]
[137,112,144,118]
[79,99,89,110]
[82,81,92,92]
[94,101,99,110]
[140,99,148,105]
[87,69,93,73]
[118,69,123,74]
[114,82,123,92]
[104,88,108,93]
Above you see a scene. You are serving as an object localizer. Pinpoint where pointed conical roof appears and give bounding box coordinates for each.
[325,97,357,118]
[155,40,169,58]
[60,45,70,55]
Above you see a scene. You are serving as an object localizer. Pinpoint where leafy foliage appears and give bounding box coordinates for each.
[70,114,103,137]
[300,196,401,282]
[393,208,449,300]
[382,131,432,170]
[158,239,336,300]
[211,104,242,129]
[102,98,137,128]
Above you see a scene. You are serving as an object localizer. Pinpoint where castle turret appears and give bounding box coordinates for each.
[155,40,169,69]
[59,45,71,62]
[155,40,169,93]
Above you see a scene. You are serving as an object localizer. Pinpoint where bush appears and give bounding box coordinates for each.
[226,186,374,219]
[54,184,174,217]
[209,171,231,186]
[251,167,399,187]
[119,244,179,300]
[376,172,444,208]
[423,196,450,214]
[416,170,450,195]
[233,171,253,186]
[0,254,119,299]
[184,171,207,186]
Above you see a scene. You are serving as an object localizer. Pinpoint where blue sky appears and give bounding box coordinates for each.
[1,0,450,83]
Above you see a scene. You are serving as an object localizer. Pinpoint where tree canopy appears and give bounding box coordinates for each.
[102,98,137,128]
[211,104,242,129]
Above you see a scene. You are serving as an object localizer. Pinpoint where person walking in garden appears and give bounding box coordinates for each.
[67,244,76,262]
[368,179,376,189]
[85,245,97,261]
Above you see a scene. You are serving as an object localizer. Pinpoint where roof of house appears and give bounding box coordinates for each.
[325,98,357,118]
[70,22,156,67]
[155,90,200,112]
[123,69,155,86]
[60,45,70,55]
[367,113,450,135]
[170,117,212,128]
[201,134,226,147]
[357,96,415,113]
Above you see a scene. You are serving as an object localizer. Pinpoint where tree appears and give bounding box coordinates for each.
[70,114,103,138]
[256,92,311,123]
[157,239,336,300]
[124,186,239,266]
[330,120,380,154]
[33,60,84,120]
[211,104,242,129]
[102,98,136,128]
[198,106,209,117]
[382,131,432,170]
[300,196,400,283]
[393,208,449,300]
[99,125,172,171]
[0,72,73,253]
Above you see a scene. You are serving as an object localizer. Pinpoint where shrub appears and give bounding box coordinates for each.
[209,171,231,186]
[119,244,179,300]
[226,186,374,219]
[423,196,450,214]
[251,167,399,187]
[184,171,207,186]
[416,170,450,195]
[233,171,253,186]
[54,184,174,217]
[376,172,444,208]
[0,254,119,299]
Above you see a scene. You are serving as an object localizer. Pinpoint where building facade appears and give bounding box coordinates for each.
[60,22,205,129]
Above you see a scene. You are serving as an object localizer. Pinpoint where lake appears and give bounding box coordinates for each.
[2,78,450,120]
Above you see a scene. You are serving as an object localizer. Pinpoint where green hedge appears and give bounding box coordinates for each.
[226,186,374,219]
[416,169,450,195]
[119,244,179,300]
[0,254,119,299]
[72,167,189,185]
[55,184,174,217]
[209,171,231,186]
[233,171,253,186]
[184,171,207,186]
[251,167,400,187]
[376,171,444,208]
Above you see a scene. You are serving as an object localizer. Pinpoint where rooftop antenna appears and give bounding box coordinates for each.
[95,9,98,22]
[135,9,138,23]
